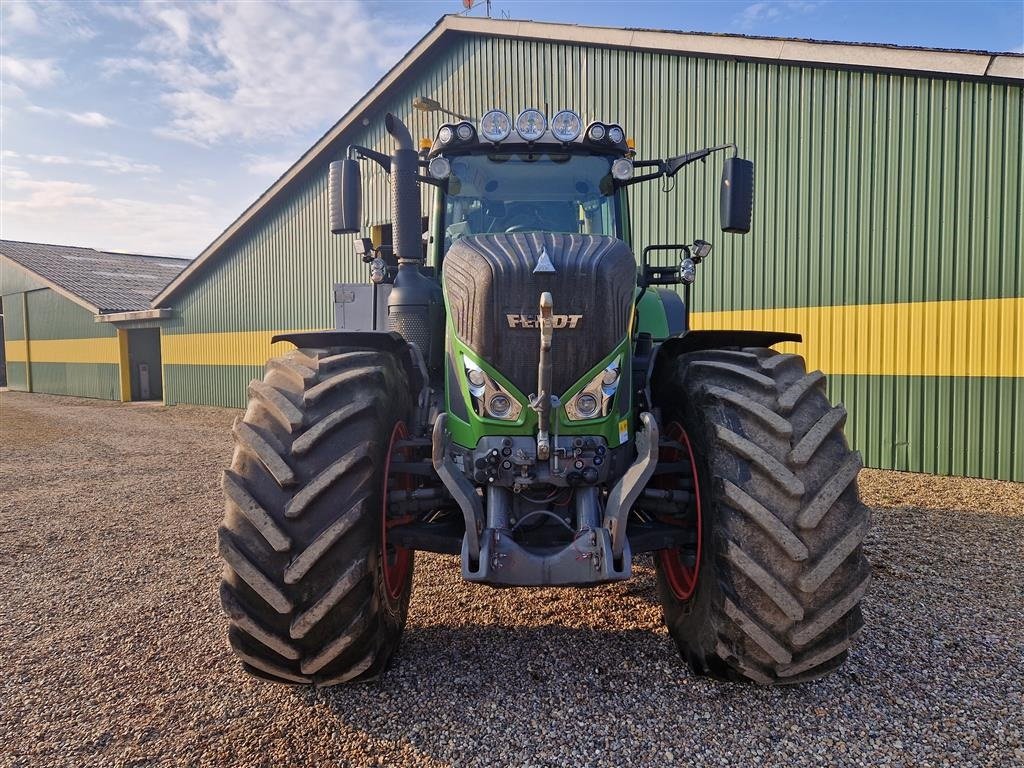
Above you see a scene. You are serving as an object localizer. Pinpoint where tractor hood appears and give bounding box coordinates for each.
[442,232,636,397]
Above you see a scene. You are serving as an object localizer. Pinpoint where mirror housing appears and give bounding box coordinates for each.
[329,158,362,234]
[720,157,754,234]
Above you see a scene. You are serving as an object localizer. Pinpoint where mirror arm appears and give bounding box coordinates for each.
[347,144,391,172]
[664,143,735,177]
[620,170,665,187]
[347,145,434,186]
[625,144,738,187]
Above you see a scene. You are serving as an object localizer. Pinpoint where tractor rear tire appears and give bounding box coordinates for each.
[653,347,870,684]
[218,347,415,686]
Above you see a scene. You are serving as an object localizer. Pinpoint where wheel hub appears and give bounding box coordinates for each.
[655,422,703,601]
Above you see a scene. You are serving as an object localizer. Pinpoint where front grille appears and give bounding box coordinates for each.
[443,233,636,396]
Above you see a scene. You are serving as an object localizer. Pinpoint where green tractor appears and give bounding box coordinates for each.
[218,108,870,686]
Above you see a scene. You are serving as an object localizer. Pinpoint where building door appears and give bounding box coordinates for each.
[127,328,162,401]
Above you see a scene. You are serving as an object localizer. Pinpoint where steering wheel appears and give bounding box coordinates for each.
[505,224,539,233]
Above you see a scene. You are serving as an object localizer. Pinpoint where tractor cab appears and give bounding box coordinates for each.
[421,110,635,262]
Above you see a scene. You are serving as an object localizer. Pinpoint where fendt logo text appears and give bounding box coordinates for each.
[506,313,583,329]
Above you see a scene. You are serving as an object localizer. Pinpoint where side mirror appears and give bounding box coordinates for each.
[720,157,754,234]
[329,159,362,234]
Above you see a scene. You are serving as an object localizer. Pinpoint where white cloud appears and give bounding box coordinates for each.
[739,2,781,26]
[154,8,190,46]
[25,104,115,128]
[2,1,39,33]
[68,111,115,128]
[2,170,223,257]
[0,55,61,88]
[737,1,822,29]
[1,0,95,41]
[12,151,160,175]
[102,1,413,146]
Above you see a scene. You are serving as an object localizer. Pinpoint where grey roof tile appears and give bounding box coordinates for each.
[0,240,190,313]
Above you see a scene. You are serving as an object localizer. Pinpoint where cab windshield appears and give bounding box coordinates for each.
[441,153,625,248]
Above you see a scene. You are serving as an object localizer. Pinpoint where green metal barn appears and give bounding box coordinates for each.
[0,241,187,402]
[150,17,1023,481]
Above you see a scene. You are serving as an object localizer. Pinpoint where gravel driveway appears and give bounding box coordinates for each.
[1,391,1021,767]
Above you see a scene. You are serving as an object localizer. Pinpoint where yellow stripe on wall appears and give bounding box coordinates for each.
[4,339,29,363]
[117,329,132,402]
[161,329,320,367]
[692,297,1023,379]
[4,337,120,365]
[157,297,1024,379]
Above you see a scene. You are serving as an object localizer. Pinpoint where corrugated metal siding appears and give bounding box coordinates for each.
[2,294,26,340]
[162,34,1023,480]
[2,293,28,391]
[164,364,257,410]
[26,289,116,340]
[27,362,120,400]
[1,288,122,399]
[5,361,28,390]
[0,258,47,296]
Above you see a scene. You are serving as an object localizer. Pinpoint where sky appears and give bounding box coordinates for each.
[2,0,1022,259]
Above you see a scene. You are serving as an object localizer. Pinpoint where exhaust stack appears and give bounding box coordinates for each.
[383,112,442,373]
[384,113,423,265]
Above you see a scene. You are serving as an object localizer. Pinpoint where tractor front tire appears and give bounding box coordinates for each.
[218,347,414,686]
[654,348,870,684]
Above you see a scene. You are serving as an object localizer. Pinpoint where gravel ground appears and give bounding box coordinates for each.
[1,390,1021,768]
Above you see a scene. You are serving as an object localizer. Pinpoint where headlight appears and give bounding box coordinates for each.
[574,393,599,418]
[607,125,624,144]
[437,125,453,144]
[587,123,606,141]
[515,109,547,141]
[566,356,622,421]
[456,122,474,141]
[681,257,696,284]
[428,156,451,180]
[550,110,582,142]
[479,110,511,142]
[463,355,522,421]
[611,158,633,181]
[487,394,513,418]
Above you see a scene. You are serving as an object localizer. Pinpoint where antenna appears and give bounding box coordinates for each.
[460,0,492,17]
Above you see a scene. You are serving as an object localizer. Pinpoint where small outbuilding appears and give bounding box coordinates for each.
[0,240,188,402]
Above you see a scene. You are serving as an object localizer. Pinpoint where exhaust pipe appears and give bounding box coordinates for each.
[383,112,443,373]
[384,112,422,265]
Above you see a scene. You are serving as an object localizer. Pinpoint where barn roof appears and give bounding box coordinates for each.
[1,239,189,314]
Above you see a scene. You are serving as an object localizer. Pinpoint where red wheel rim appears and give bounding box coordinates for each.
[656,423,703,601]
[381,421,413,602]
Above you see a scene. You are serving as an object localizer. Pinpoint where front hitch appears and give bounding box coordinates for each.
[531,291,554,460]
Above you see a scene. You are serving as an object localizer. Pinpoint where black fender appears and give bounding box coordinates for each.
[648,329,802,403]
[272,330,429,426]
[271,329,408,353]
